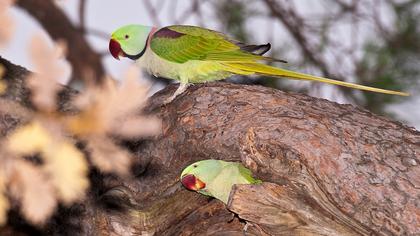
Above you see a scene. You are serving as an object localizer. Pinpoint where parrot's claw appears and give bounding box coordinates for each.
[163,83,190,105]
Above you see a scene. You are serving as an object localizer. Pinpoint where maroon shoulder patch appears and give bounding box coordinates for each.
[154,27,185,39]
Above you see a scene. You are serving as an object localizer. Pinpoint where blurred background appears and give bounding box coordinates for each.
[3,0,420,128]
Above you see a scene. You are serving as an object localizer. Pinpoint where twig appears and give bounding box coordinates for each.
[16,0,105,85]
[79,0,87,33]
[143,0,161,26]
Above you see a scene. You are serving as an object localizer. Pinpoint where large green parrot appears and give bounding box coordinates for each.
[109,24,409,103]
[180,159,261,204]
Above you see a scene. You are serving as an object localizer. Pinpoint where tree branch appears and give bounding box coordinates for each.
[78,0,87,34]
[262,0,363,101]
[0,57,419,235]
[263,0,331,77]
[16,0,105,85]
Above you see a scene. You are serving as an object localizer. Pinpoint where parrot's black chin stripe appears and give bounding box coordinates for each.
[124,35,150,60]
[125,46,146,60]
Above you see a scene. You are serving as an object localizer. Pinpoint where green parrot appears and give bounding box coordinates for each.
[180,159,261,204]
[109,24,409,103]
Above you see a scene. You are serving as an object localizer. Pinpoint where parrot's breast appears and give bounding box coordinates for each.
[206,164,254,204]
[137,48,233,83]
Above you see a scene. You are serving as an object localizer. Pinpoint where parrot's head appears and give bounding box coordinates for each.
[109,24,153,60]
[180,160,222,192]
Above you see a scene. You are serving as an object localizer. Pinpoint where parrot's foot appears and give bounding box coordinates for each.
[163,83,190,105]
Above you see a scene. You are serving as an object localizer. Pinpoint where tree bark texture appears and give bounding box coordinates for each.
[0,58,419,235]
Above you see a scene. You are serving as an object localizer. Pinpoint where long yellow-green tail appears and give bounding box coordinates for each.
[224,62,409,96]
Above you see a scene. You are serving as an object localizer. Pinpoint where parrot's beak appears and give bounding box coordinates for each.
[109,38,124,60]
[181,174,206,191]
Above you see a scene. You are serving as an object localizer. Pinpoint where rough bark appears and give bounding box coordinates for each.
[0,58,419,235]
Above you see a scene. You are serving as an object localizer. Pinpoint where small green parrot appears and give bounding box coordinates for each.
[180,159,261,204]
[109,24,409,103]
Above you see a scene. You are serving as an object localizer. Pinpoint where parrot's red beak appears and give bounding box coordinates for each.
[181,174,206,191]
[109,38,124,60]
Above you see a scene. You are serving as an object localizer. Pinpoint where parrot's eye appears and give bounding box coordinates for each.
[193,164,198,168]
[124,34,129,39]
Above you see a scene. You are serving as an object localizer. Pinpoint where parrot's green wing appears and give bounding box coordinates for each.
[237,163,262,184]
[150,25,279,64]
[207,162,261,203]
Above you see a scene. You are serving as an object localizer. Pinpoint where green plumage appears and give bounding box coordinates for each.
[150,25,278,64]
[180,159,261,204]
[110,24,410,98]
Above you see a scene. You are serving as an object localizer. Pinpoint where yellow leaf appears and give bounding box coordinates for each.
[114,116,161,139]
[8,160,56,224]
[0,0,14,48]
[7,121,51,155]
[43,141,89,204]
[65,108,104,136]
[27,34,69,111]
[86,136,131,175]
[0,174,9,226]
[68,71,159,139]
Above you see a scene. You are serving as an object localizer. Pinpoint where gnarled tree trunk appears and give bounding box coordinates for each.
[1,57,419,235]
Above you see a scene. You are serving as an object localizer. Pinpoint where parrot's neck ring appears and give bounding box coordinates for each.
[125,34,150,60]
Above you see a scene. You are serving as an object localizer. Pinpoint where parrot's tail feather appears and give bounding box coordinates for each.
[224,62,410,96]
[236,43,287,63]
[260,56,288,63]
[239,43,271,56]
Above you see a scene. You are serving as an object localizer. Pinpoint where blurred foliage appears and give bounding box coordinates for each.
[214,0,280,89]
[214,0,250,42]
[0,1,160,226]
[358,1,420,114]
[211,0,419,116]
